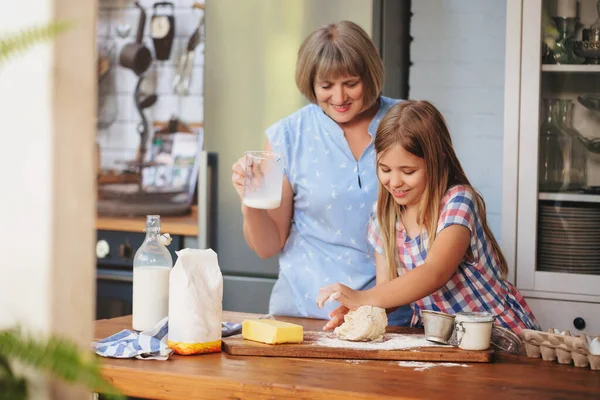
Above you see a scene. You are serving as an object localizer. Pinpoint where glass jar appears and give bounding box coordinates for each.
[454,312,495,351]
[556,99,588,189]
[132,215,173,331]
[539,99,574,191]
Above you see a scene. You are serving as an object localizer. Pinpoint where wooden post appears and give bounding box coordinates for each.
[0,0,96,398]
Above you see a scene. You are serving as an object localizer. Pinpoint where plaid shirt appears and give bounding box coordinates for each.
[367,185,540,333]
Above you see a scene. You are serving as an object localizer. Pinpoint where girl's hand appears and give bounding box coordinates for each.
[322,306,349,331]
[231,156,247,200]
[316,282,367,310]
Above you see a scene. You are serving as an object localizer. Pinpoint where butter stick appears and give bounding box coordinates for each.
[242,319,303,344]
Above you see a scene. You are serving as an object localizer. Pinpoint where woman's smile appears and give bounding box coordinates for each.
[331,103,352,113]
[314,76,364,123]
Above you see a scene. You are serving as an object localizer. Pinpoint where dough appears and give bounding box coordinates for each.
[334,305,388,342]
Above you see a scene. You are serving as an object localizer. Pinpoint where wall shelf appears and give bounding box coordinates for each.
[539,192,600,203]
[541,65,600,73]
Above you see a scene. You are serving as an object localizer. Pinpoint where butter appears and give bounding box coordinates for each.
[242,319,303,344]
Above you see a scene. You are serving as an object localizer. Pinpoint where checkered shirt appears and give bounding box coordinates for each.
[367,185,540,334]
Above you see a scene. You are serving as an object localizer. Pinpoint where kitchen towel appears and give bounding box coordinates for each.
[93,318,242,360]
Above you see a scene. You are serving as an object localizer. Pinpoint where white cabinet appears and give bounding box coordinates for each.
[526,297,600,334]
[503,0,600,329]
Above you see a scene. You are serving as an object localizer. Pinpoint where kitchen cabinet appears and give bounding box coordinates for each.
[525,297,600,333]
[95,229,184,320]
[222,276,276,314]
[95,151,218,319]
[503,0,600,332]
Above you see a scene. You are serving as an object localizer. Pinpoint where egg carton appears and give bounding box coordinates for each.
[519,329,600,370]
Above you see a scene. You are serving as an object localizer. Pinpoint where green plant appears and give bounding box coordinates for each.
[0,327,125,400]
[0,21,72,66]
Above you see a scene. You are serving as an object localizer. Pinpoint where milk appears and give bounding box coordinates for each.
[454,312,495,351]
[456,320,493,350]
[243,196,281,209]
[132,266,171,331]
[243,151,283,210]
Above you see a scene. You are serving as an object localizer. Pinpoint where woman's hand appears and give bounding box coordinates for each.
[322,306,349,331]
[231,156,247,200]
[316,282,368,311]
[232,155,267,201]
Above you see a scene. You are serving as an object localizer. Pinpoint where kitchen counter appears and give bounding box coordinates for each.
[95,312,600,399]
[96,206,198,236]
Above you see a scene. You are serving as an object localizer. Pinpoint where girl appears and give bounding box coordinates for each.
[316,100,540,334]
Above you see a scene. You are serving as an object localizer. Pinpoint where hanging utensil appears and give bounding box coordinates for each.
[97,41,117,130]
[151,2,176,61]
[132,76,159,189]
[173,3,204,96]
[119,1,153,76]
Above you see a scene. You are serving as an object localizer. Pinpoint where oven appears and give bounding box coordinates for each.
[95,230,182,320]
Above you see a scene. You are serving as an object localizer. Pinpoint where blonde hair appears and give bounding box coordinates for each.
[295,20,383,109]
[374,100,508,281]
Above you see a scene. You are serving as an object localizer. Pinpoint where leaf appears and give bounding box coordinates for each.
[0,21,73,66]
[0,328,125,399]
[0,377,28,400]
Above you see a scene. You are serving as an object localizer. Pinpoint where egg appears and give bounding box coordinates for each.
[589,337,600,356]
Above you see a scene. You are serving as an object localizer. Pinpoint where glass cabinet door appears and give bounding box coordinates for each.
[517,0,600,296]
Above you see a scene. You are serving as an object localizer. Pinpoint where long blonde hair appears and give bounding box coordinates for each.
[373,100,508,281]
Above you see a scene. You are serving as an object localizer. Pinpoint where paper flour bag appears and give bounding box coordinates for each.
[167,248,223,355]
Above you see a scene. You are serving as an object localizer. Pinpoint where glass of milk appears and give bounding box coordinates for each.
[132,215,173,331]
[242,151,283,209]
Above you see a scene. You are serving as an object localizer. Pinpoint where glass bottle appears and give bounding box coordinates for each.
[539,99,571,191]
[132,215,173,331]
[556,99,588,189]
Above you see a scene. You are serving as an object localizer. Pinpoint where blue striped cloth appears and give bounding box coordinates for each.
[93,317,173,360]
[93,317,243,360]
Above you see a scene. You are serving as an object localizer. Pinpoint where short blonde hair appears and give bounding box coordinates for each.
[295,21,383,108]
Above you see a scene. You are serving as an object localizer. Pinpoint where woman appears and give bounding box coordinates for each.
[231,21,412,326]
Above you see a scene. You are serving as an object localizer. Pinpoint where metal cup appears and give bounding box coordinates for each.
[421,310,456,344]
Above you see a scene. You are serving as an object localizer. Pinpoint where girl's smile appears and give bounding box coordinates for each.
[391,188,409,198]
[377,144,427,208]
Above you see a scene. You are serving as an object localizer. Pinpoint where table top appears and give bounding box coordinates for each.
[96,206,198,236]
[95,312,600,400]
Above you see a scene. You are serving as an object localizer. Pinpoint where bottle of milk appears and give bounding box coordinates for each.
[132,215,173,331]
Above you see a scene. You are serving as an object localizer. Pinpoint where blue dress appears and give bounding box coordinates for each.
[266,96,413,325]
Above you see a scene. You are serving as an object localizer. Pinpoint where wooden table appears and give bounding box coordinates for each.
[95,312,600,399]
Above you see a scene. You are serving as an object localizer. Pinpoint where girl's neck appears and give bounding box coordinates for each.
[400,205,422,238]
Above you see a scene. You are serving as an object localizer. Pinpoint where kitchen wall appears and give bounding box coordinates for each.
[97,0,205,167]
[410,0,507,240]
[96,0,508,237]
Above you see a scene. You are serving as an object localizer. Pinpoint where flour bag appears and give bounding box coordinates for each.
[167,248,223,355]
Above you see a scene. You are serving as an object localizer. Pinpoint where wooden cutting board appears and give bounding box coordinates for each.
[222,331,494,363]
